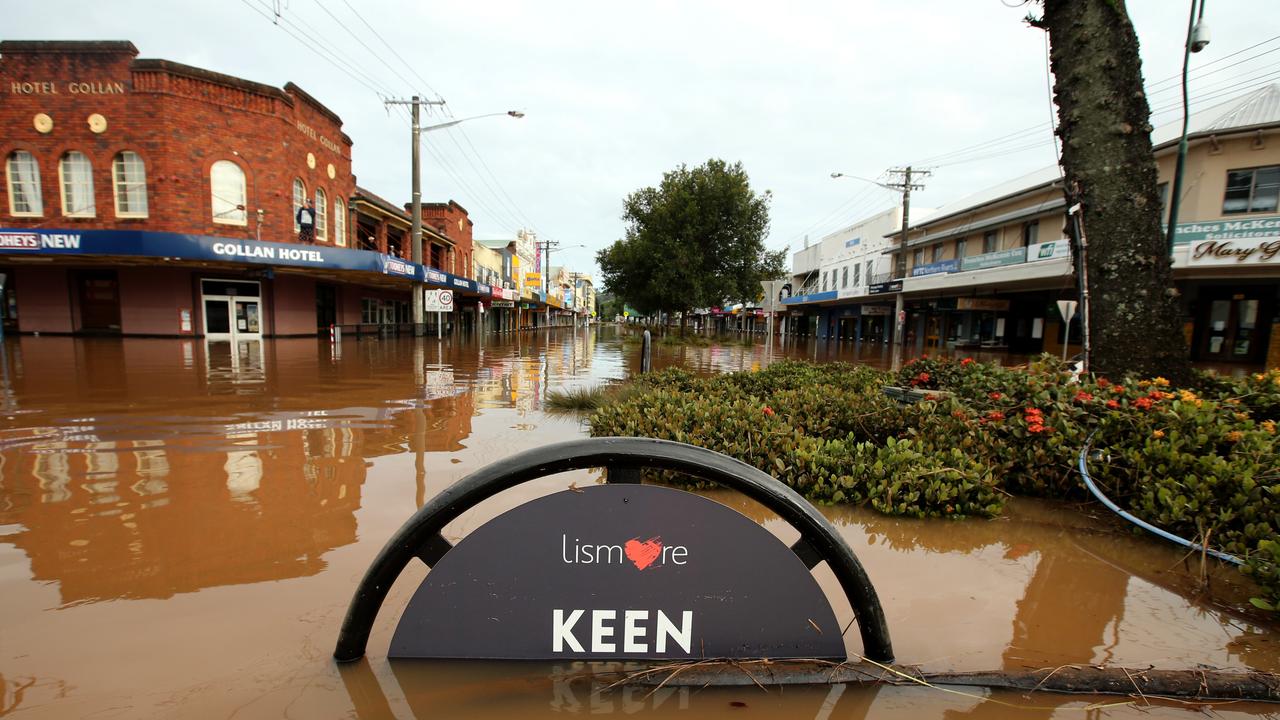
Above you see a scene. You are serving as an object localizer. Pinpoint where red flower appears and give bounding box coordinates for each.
[1074,391,1094,403]
[924,394,939,402]
[1106,399,1120,410]
[1134,397,1153,410]
[762,406,775,417]
[989,392,1003,401]
[986,410,1005,421]
[960,357,974,366]
[1027,423,1046,434]
[1024,408,1043,418]
[1096,377,1111,388]
[951,409,968,419]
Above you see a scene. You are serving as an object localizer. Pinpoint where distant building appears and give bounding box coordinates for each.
[785,85,1280,365]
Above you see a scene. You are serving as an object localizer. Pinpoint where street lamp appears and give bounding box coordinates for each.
[831,169,925,348]
[387,95,525,335]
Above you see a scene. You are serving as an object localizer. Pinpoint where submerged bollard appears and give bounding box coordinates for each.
[640,330,652,373]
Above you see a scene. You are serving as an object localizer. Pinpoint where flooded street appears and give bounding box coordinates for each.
[1,327,1277,718]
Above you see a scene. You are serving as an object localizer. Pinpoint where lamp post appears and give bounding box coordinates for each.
[831,169,926,348]
[386,98,524,335]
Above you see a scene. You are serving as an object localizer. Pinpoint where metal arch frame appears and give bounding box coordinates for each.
[332,436,894,663]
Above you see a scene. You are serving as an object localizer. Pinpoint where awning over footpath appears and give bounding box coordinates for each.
[0,228,483,293]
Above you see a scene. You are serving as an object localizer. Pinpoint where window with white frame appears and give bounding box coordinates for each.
[853,263,861,287]
[865,260,873,284]
[931,244,944,263]
[315,188,328,242]
[5,150,43,216]
[1223,165,1280,214]
[956,237,967,258]
[112,151,148,217]
[842,266,848,288]
[292,178,306,232]
[210,160,247,225]
[334,197,346,246]
[59,151,95,217]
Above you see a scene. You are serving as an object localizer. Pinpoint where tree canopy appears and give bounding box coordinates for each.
[597,159,785,319]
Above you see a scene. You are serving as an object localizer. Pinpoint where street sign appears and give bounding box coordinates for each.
[1056,300,1078,324]
[424,289,454,312]
[389,484,843,660]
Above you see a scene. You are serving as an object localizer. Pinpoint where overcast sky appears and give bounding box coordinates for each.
[7,1,1277,277]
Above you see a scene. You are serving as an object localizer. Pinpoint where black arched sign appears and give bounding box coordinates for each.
[334,438,893,664]
[390,484,843,660]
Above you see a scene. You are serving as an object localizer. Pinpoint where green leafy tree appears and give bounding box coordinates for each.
[1032,0,1194,383]
[597,159,785,330]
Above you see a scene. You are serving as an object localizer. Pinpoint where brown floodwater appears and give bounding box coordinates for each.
[0,327,1276,719]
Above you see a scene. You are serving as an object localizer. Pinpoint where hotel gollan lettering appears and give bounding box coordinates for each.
[9,80,126,94]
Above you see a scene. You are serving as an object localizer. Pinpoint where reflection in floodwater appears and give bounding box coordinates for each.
[0,329,1277,718]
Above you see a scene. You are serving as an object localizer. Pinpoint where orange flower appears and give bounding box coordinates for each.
[1152,429,1165,439]
[762,406,775,417]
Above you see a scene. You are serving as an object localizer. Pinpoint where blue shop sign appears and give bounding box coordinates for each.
[781,290,837,305]
[0,228,414,279]
[909,258,960,277]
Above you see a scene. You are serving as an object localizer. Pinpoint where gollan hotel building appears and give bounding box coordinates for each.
[0,41,499,339]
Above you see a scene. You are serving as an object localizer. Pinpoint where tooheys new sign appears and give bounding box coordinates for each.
[390,484,844,660]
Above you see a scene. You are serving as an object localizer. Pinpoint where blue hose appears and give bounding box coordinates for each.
[1077,432,1243,566]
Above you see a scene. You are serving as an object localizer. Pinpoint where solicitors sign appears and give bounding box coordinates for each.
[390,484,843,660]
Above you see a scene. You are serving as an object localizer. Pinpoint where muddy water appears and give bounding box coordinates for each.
[0,327,1276,719]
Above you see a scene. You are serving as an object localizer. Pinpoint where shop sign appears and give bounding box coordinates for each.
[382,256,415,277]
[910,258,960,277]
[1027,240,1071,263]
[1171,215,1280,246]
[861,305,892,316]
[451,276,476,292]
[845,237,862,248]
[477,283,491,295]
[956,297,1010,311]
[424,268,448,284]
[423,289,454,312]
[491,300,515,308]
[1188,238,1280,266]
[520,302,539,309]
[8,80,127,95]
[389,484,842,660]
[525,272,542,286]
[961,247,1026,271]
[869,280,902,294]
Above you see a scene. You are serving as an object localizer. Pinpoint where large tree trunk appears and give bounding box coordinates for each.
[1042,0,1194,384]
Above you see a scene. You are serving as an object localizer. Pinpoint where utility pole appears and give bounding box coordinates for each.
[385,95,446,334]
[883,166,928,346]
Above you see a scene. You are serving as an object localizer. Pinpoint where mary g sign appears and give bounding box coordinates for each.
[389,484,843,660]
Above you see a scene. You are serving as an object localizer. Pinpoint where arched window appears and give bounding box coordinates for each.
[112,151,148,217]
[210,160,247,225]
[314,188,328,243]
[292,178,306,232]
[5,151,43,216]
[59,151,95,217]
[334,197,347,247]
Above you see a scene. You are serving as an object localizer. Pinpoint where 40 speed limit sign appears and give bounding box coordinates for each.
[424,289,454,312]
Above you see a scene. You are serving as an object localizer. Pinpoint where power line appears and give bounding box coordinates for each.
[338,0,444,101]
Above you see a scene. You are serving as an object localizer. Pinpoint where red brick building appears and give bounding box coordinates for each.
[0,41,490,338]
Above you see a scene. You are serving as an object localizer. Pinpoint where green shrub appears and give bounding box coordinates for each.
[591,356,1280,609]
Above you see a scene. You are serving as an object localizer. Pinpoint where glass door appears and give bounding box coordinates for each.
[1201,296,1262,362]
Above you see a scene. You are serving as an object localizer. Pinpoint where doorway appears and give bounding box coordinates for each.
[1198,291,1270,363]
[77,270,121,333]
[201,279,263,343]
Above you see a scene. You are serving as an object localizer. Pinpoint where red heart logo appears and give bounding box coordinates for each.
[624,537,663,571]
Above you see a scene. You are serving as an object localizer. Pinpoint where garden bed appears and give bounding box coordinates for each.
[585,357,1280,610]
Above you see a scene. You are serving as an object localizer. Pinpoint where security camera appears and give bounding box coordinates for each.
[1190,21,1210,53]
